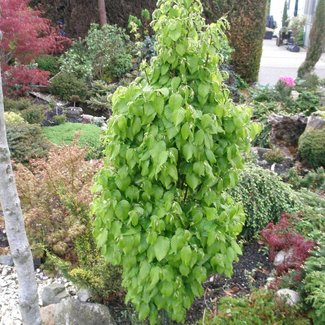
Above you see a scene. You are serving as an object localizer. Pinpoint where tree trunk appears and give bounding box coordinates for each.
[0,32,41,325]
[298,0,325,78]
[98,0,107,26]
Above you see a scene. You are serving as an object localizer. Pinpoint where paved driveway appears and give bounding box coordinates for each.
[258,39,325,85]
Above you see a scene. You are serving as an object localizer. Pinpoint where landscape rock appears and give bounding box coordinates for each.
[41,283,69,306]
[276,289,301,306]
[0,255,14,266]
[268,114,307,158]
[40,304,55,325]
[41,298,115,325]
[305,112,325,132]
[274,249,294,267]
[63,106,83,121]
[77,288,91,302]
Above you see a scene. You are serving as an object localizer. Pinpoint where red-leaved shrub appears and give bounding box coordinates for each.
[0,0,71,64]
[260,213,315,275]
[3,65,50,97]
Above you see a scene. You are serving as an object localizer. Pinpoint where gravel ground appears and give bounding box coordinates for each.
[0,265,76,325]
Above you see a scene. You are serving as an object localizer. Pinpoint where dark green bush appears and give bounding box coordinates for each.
[293,91,319,115]
[230,164,302,239]
[36,55,60,76]
[4,97,45,124]
[299,129,325,168]
[6,123,49,162]
[49,72,88,101]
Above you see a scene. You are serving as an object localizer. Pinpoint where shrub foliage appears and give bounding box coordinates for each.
[6,123,49,163]
[92,0,258,323]
[230,165,302,239]
[299,128,325,169]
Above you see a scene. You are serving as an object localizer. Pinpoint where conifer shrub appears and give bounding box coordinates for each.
[230,164,302,239]
[49,72,88,101]
[299,129,325,168]
[6,123,49,163]
[92,0,259,323]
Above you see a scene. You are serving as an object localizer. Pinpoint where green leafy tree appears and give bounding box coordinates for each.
[298,0,325,78]
[92,0,258,323]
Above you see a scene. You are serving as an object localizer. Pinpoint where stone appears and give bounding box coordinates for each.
[63,106,83,120]
[77,288,91,302]
[40,304,55,325]
[274,249,294,267]
[41,283,69,306]
[0,255,14,266]
[276,289,301,306]
[48,298,116,325]
[268,113,307,158]
[305,112,325,132]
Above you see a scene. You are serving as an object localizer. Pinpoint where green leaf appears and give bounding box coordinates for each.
[97,229,108,247]
[176,43,186,56]
[183,143,193,161]
[171,77,181,90]
[180,245,192,266]
[152,95,165,115]
[172,107,185,126]
[198,83,210,98]
[154,236,170,261]
[186,173,200,190]
[169,93,183,110]
[169,28,181,41]
[115,200,131,220]
[181,123,191,140]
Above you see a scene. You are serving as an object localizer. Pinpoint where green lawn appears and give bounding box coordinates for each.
[43,123,103,158]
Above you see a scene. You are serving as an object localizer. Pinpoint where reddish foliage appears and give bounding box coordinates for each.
[260,213,315,275]
[3,65,49,97]
[0,0,71,64]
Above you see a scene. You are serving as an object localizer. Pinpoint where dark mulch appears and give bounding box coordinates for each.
[108,240,273,325]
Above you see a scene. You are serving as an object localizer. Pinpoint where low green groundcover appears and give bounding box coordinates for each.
[43,123,103,158]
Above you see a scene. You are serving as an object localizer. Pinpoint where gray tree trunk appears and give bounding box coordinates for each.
[98,0,107,26]
[0,33,41,325]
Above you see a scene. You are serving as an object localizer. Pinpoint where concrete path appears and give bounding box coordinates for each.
[258,39,325,85]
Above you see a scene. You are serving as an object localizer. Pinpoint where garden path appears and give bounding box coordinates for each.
[258,39,325,85]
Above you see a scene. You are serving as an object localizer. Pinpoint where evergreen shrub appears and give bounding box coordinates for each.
[230,164,302,239]
[299,129,325,168]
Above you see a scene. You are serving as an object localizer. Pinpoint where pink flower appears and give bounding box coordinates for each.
[279,76,295,88]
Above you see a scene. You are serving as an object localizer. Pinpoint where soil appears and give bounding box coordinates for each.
[109,241,273,324]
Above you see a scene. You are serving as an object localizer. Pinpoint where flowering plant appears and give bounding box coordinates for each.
[279,76,295,88]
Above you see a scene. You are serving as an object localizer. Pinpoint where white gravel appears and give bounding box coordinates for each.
[0,264,76,325]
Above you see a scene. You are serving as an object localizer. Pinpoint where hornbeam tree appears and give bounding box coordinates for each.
[0,32,41,325]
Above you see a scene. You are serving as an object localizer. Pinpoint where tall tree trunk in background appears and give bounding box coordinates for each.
[298,0,325,78]
[98,0,107,26]
[294,0,299,16]
[0,32,41,325]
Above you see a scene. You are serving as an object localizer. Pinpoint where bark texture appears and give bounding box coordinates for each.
[298,0,325,78]
[98,0,108,26]
[0,34,41,325]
